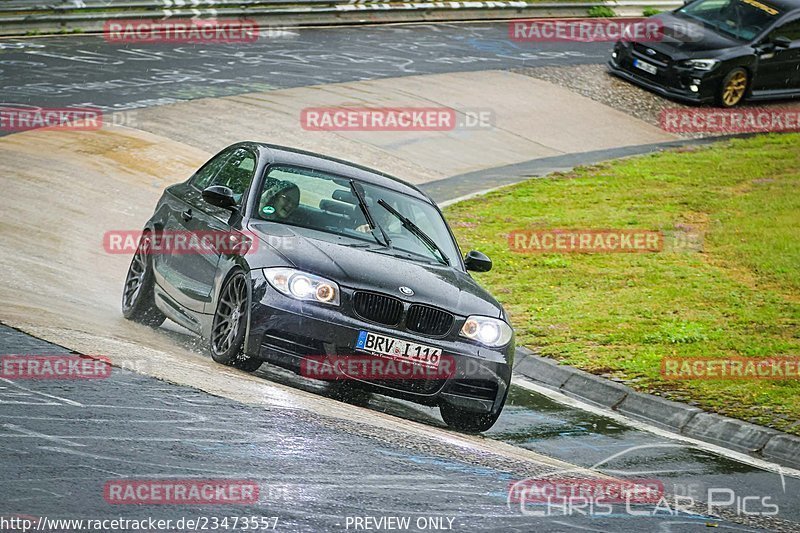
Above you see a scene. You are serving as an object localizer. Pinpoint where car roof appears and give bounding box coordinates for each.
[765,0,800,14]
[762,0,800,12]
[685,0,799,12]
[237,142,434,204]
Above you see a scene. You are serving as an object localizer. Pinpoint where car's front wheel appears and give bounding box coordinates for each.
[717,67,748,107]
[209,271,262,372]
[440,396,506,433]
[122,232,166,327]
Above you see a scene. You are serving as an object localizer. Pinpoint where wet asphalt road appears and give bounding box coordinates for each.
[0,325,779,532]
[0,23,609,112]
[1,22,799,532]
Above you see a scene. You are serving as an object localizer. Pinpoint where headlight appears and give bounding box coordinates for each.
[460,316,513,348]
[263,268,340,306]
[680,59,719,71]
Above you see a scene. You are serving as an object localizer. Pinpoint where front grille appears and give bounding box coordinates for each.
[353,291,404,326]
[632,44,670,67]
[406,305,454,336]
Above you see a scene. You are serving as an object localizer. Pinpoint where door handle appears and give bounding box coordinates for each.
[181,209,193,222]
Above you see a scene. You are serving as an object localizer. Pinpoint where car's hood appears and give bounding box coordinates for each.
[248,222,503,318]
[644,13,742,56]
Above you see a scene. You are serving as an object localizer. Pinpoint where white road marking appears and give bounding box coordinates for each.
[2,423,85,447]
[0,378,83,406]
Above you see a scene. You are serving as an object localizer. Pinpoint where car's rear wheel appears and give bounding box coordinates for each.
[717,68,748,108]
[122,232,166,327]
[440,394,506,433]
[209,271,262,372]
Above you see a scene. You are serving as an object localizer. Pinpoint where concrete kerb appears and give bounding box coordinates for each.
[682,412,781,455]
[512,346,800,470]
[763,435,800,468]
[616,390,701,432]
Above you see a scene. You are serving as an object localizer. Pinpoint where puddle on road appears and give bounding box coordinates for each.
[493,385,629,440]
[206,342,764,482]
[489,385,760,477]
[484,386,800,523]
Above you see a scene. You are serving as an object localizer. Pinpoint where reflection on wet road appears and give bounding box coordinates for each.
[248,353,799,527]
[1,323,770,532]
[154,318,800,527]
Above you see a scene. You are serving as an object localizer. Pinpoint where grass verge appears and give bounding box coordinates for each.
[446,134,800,434]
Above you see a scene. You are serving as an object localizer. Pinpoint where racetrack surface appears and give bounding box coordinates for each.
[1,22,799,531]
[0,23,609,112]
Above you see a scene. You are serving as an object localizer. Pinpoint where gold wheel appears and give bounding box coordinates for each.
[721,70,747,107]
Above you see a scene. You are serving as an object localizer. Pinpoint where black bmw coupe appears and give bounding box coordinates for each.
[609,0,800,106]
[122,142,514,432]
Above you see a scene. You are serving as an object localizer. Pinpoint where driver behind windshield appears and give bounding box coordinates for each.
[258,178,301,221]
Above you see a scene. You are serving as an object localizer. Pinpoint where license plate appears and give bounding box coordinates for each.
[355,330,442,368]
[633,58,658,75]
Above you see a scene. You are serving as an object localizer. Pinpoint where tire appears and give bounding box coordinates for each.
[122,232,166,327]
[716,68,748,108]
[440,394,507,433]
[209,271,262,372]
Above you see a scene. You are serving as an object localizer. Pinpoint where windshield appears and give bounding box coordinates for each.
[676,0,783,40]
[254,165,461,267]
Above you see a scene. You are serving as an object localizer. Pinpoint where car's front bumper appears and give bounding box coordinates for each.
[608,43,721,105]
[244,271,513,415]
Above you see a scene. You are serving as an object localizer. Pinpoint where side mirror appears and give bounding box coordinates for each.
[773,36,792,48]
[202,185,237,209]
[464,250,492,272]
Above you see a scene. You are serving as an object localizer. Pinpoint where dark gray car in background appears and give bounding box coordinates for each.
[610,0,800,106]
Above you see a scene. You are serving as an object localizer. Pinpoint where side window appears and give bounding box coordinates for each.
[771,18,800,41]
[191,150,231,191]
[208,148,257,205]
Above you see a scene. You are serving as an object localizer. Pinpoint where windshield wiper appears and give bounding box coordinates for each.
[349,180,391,248]
[377,199,450,266]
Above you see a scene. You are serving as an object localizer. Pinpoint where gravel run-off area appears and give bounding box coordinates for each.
[516,64,800,139]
